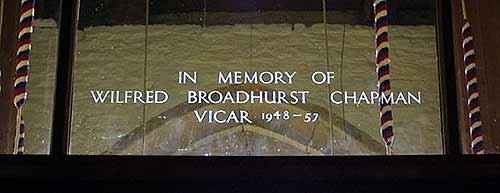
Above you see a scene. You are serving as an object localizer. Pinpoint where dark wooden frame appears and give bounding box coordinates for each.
[0,0,20,154]
[450,0,500,154]
[0,0,499,191]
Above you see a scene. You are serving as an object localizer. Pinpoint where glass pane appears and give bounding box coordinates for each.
[69,0,443,155]
[0,0,58,154]
[70,0,147,155]
[143,0,333,156]
[338,0,442,154]
[142,0,257,155]
[242,2,334,155]
[24,0,60,154]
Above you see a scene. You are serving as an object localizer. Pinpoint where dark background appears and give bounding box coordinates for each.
[37,0,435,27]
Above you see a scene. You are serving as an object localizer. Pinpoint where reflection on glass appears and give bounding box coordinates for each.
[70,0,442,155]
[70,0,146,155]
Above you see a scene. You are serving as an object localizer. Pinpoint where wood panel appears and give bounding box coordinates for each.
[0,0,3,37]
[451,0,500,153]
[0,0,19,154]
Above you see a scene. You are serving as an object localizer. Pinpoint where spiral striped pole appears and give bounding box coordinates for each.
[461,0,484,154]
[17,116,26,153]
[13,0,35,154]
[374,0,394,155]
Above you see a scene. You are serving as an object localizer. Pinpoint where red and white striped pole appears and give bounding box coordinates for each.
[460,0,485,154]
[13,0,35,154]
[374,0,395,155]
